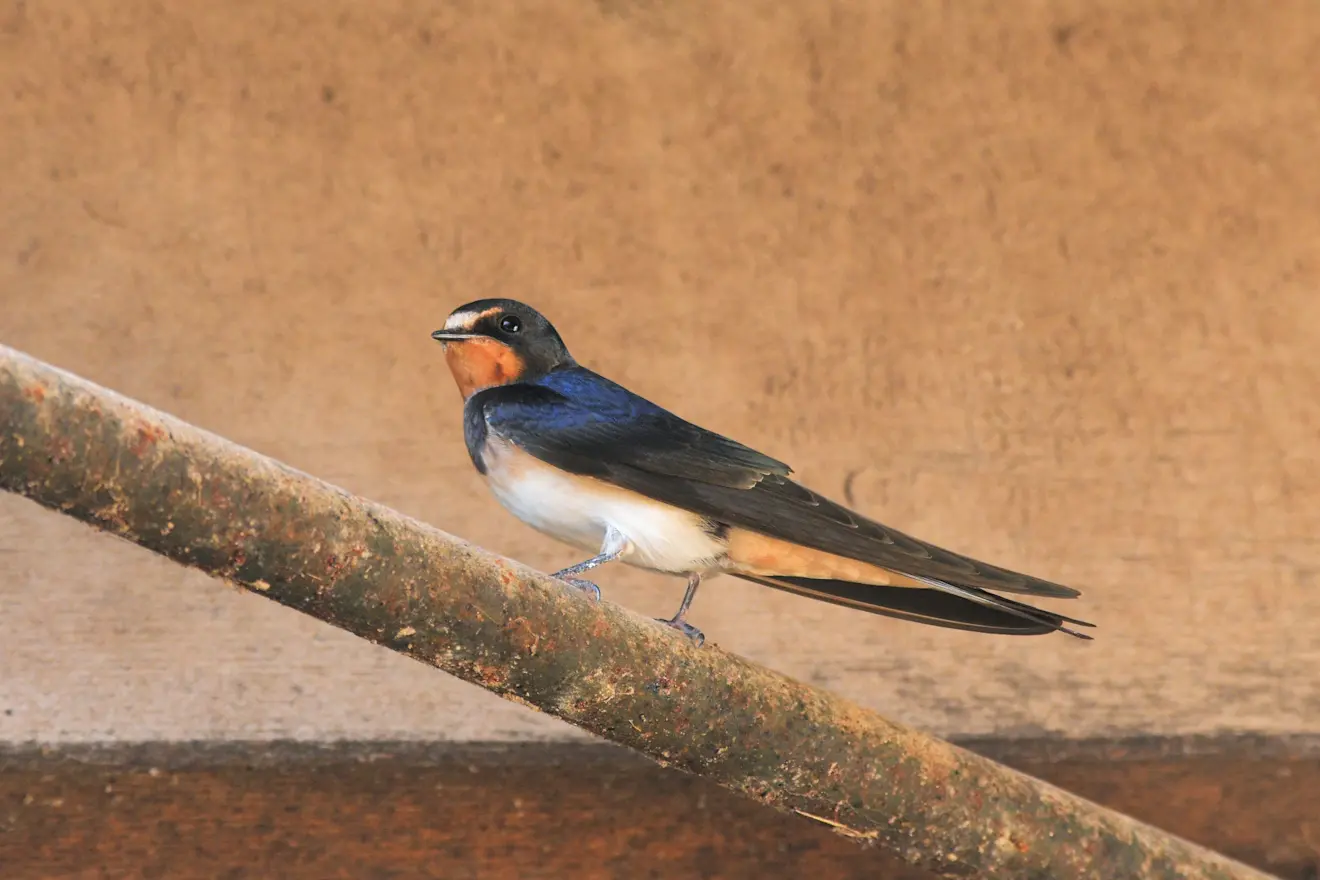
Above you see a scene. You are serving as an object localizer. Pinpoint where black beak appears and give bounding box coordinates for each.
[431,330,479,342]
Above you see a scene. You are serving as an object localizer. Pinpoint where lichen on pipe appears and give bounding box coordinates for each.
[0,343,1275,880]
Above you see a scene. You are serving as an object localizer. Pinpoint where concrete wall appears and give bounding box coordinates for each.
[2,0,1318,745]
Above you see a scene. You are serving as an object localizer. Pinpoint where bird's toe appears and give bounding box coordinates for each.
[656,617,705,648]
[559,577,602,602]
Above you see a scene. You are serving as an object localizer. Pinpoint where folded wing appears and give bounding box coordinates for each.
[475,368,1087,606]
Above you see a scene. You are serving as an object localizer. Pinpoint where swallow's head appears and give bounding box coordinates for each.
[431,298,574,398]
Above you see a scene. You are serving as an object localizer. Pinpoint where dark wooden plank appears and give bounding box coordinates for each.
[1,741,1317,880]
[0,743,926,880]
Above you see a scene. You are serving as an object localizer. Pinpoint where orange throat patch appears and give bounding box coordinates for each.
[444,337,526,398]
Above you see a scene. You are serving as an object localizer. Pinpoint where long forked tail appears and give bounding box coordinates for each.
[732,573,1096,639]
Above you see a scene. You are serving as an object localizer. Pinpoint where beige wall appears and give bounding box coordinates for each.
[2,0,1318,744]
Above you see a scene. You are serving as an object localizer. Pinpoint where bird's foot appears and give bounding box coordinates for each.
[557,576,601,602]
[656,617,705,648]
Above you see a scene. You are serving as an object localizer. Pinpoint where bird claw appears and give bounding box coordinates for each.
[558,576,601,602]
[656,617,705,648]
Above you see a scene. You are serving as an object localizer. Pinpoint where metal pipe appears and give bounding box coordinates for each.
[0,344,1276,880]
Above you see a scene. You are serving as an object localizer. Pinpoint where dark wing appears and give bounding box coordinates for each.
[477,368,1080,600]
[474,367,792,489]
[735,574,1092,638]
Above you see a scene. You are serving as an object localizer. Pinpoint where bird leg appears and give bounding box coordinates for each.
[657,573,705,647]
[551,527,630,602]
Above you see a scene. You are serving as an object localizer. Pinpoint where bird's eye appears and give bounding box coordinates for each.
[499,314,522,333]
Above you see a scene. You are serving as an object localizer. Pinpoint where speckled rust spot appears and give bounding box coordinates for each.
[49,436,74,464]
[477,664,508,689]
[505,617,541,655]
[130,423,167,457]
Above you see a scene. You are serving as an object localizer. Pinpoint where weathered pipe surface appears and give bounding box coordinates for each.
[0,344,1276,880]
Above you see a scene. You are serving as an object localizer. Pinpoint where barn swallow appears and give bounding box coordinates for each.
[432,299,1094,648]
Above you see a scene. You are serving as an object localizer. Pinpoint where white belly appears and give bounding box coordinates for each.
[481,436,727,575]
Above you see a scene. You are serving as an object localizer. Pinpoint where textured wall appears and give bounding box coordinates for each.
[2,0,1318,743]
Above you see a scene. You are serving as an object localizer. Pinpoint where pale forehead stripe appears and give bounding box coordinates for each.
[444,306,504,332]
